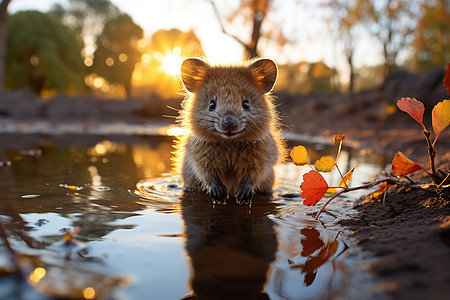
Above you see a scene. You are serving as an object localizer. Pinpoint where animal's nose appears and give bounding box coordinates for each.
[222,114,237,130]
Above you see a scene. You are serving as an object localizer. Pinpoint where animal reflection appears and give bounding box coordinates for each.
[180,190,278,300]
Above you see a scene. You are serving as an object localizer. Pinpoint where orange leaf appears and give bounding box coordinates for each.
[339,165,357,188]
[290,145,308,166]
[397,97,426,130]
[432,100,450,143]
[444,63,450,95]
[314,156,335,172]
[300,170,329,206]
[333,134,345,145]
[373,181,388,198]
[391,151,424,176]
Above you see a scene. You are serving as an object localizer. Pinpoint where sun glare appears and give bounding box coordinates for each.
[162,54,183,76]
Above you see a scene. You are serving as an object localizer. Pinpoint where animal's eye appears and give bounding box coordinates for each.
[242,99,250,110]
[209,99,216,111]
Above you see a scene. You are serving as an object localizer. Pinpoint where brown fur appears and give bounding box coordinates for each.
[174,58,285,204]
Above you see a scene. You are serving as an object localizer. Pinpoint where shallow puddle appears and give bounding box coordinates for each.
[0,133,389,299]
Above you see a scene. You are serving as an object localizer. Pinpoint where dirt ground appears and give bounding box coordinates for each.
[279,90,450,300]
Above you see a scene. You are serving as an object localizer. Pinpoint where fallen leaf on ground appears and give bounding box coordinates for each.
[314,156,335,172]
[373,181,388,198]
[290,145,308,166]
[397,97,426,130]
[300,170,329,206]
[432,99,450,143]
[391,151,424,176]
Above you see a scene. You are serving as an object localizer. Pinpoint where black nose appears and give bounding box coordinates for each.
[222,114,237,130]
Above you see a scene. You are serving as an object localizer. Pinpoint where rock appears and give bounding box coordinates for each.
[0,89,43,118]
[46,95,101,120]
[382,68,447,110]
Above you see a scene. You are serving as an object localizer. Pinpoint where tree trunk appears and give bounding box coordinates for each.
[347,50,354,93]
[0,0,11,90]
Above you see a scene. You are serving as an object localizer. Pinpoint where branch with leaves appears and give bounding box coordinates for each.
[291,63,450,220]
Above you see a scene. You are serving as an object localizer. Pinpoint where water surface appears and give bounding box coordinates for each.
[0,133,389,299]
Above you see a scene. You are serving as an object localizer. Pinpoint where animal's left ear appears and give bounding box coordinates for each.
[248,59,278,93]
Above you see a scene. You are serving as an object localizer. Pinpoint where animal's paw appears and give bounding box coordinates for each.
[208,180,228,204]
[235,179,254,205]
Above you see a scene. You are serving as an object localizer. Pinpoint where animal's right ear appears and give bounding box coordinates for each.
[180,58,209,93]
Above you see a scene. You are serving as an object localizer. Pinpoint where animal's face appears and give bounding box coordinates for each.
[181,59,278,141]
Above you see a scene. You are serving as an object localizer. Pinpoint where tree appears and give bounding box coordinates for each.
[327,0,361,93]
[0,0,11,90]
[50,0,119,45]
[91,14,143,98]
[413,0,450,71]
[5,11,85,95]
[357,0,419,79]
[210,0,284,59]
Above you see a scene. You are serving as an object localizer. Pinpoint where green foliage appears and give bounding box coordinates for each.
[91,13,143,97]
[5,10,85,95]
[413,0,450,71]
[50,0,119,44]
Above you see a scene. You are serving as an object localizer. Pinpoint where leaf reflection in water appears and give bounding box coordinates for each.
[289,228,348,286]
[269,221,351,299]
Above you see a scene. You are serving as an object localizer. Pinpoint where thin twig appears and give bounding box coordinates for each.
[423,129,436,175]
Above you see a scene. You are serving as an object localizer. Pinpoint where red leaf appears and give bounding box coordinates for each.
[391,151,424,176]
[397,97,426,130]
[444,63,450,95]
[300,170,329,206]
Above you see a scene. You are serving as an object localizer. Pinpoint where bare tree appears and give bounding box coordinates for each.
[357,0,419,79]
[328,0,360,93]
[209,0,273,59]
[0,0,11,90]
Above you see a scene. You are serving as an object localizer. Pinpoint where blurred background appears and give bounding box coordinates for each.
[0,0,448,126]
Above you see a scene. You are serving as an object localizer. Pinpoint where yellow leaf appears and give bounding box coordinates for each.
[64,231,74,243]
[315,156,335,172]
[290,145,308,166]
[326,187,337,195]
[432,99,450,142]
[339,166,357,188]
[329,240,339,256]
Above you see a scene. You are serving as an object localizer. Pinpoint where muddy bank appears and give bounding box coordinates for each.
[280,69,450,300]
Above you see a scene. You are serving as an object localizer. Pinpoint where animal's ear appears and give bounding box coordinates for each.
[181,58,209,93]
[248,59,277,93]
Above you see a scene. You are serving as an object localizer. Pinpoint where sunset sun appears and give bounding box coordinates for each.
[161,47,183,76]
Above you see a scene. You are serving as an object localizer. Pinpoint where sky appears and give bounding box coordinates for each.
[8,0,385,81]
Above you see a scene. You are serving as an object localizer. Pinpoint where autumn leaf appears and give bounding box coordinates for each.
[314,156,335,172]
[444,63,450,95]
[373,181,388,198]
[339,166,357,188]
[300,170,329,206]
[64,227,80,245]
[290,145,308,166]
[391,151,424,176]
[325,187,337,195]
[333,134,345,145]
[397,97,426,130]
[432,99,450,145]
